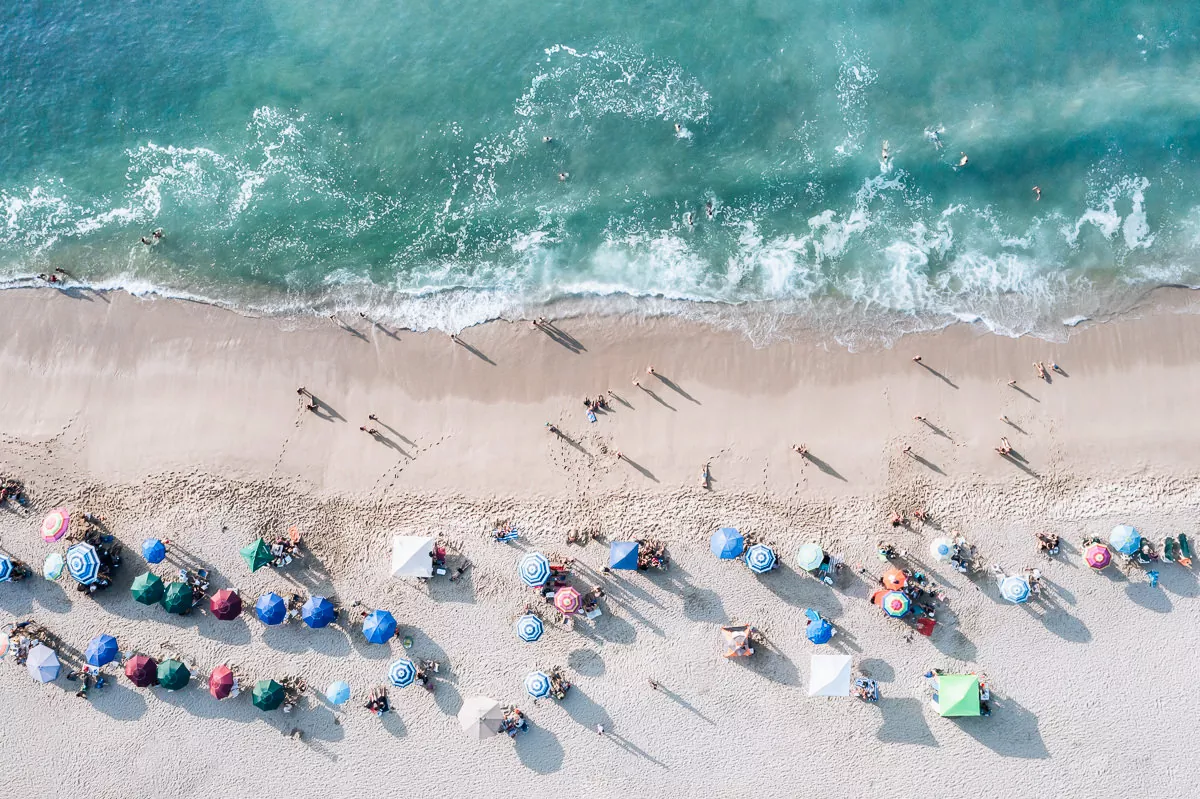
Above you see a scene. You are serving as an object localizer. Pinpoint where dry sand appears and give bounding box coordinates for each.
[1,288,1198,798]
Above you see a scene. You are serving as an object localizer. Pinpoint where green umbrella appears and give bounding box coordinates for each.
[241,538,272,572]
[934,674,981,717]
[157,659,191,691]
[252,679,286,711]
[161,581,194,615]
[131,572,165,605]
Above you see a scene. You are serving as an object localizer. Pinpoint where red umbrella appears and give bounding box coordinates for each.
[124,655,158,687]
[209,664,235,699]
[554,586,582,615]
[210,589,243,621]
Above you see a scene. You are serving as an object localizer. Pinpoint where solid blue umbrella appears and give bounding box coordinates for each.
[609,541,640,571]
[85,634,119,667]
[806,617,834,645]
[362,610,397,644]
[66,542,101,585]
[525,671,551,699]
[326,681,351,705]
[255,593,288,625]
[388,658,417,688]
[710,527,745,559]
[514,614,544,643]
[301,596,336,629]
[0,555,12,583]
[141,539,167,564]
[517,552,551,587]
[745,544,777,574]
[1109,525,1141,556]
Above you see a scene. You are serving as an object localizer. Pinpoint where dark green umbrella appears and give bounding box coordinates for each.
[241,538,272,572]
[131,572,165,605]
[157,659,190,691]
[161,581,194,615]
[252,679,286,711]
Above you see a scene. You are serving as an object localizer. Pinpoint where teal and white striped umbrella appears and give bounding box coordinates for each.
[745,544,777,574]
[514,614,544,643]
[66,542,100,585]
[999,575,1031,604]
[518,552,551,587]
[525,671,551,699]
[388,658,417,688]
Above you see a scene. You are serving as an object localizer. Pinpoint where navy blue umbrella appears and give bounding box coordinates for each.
[255,592,288,625]
[302,596,336,629]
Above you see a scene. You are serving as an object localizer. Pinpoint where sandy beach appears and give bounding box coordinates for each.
[2,287,1199,798]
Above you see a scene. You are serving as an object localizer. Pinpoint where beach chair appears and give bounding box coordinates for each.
[1164,538,1178,562]
[1179,533,1193,566]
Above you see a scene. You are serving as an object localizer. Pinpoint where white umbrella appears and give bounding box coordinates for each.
[458,696,505,740]
[807,654,852,697]
[390,535,435,579]
[929,537,954,562]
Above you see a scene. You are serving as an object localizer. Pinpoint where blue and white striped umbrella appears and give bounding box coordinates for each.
[514,614,544,643]
[525,670,551,699]
[517,552,551,587]
[1109,525,1141,556]
[999,575,1031,604]
[0,556,12,583]
[388,658,417,688]
[66,542,101,586]
[745,544,777,574]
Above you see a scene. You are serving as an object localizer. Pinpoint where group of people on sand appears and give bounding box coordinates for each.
[0,476,30,508]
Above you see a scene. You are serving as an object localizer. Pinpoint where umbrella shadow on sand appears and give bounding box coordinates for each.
[561,687,666,768]
[515,722,566,774]
[262,623,352,657]
[955,695,1049,759]
[1124,580,1172,613]
[729,642,799,686]
[876,696,938,747]
[567,648,605,677]
[929,626,978,662]
[89,680,149,721]
[760,564,845,614]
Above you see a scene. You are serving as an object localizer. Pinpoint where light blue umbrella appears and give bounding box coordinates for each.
[362,610,397,644]
[745,544,777,574]
[255,593,288,625]
[514,614,544,643]
[0,556,11,583]
[141,538,167,564]
[806,617,834,645]
[388,658,417,688]
[710,527,745,559]
[326,680,351,705]
[43,552,65,581]
[609,541,639,570]
[85,634,119,667]
[66,542,101,585]
[525,670,551,699]
[1109,525,1141,556]
[796,543,824,571]
[999,575,1031,604]
[517,552,551,587]
[301,596,336,629]
[27,644,60,682]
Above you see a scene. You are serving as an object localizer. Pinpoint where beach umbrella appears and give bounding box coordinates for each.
[66,541,100,585]
[161,581,194,615]
[157,659,190,691]
[745,544,777,574]
[929,538,954,562]
[131,571,165,604]
[326,681,351,705]
[85,634,119,667]
[525,671,552,699]
[609,541,640,571]
[933,674,981,717]
[301,596,336,628]
[124,655,158,687]
[27,645,60,682]
[881,591,911,618]
[255,592,287,625]
[881,567,907,590]
[514,614,544,643]
[210,589,243,621]
[0,636,8,658]
[41,508,69,543]
[458,696,505,741]
[240,538,272,572]
[141,538,167,564]
[391,535,435,579]
[808,654,852,697]
[1085,543,1112,570]
[362,609,397,644]
[1109,525,1141,556]
[999,575,1031,604]
[517,552,551,587]
[554,586,582,615]
[0,555,11,583]
[388,658,417,688]
[252,679,286,711]
[796,543,824,572]
[806,617,834,645]
[208,665,235,699]
[43,552,65,581]
[710,527,745,559]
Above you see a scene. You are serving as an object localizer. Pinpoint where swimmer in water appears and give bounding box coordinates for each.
[1032,186,1041,201]
[685,212,693,227]
[705,201,714,219]
[881,140,890,162]
[925,126,945,150]
[558,172,568,181]
[674,123,681,134]
[957,152,969,169]
[543,136,553,143]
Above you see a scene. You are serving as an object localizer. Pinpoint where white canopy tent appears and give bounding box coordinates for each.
[391,535,435,578]
[807,654,852,697]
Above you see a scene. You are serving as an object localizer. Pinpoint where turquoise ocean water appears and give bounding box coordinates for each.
[3,2,1200,344]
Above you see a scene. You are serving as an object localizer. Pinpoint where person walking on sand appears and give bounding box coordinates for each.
[1034,362,1048,380]
[596,724,605,736]
[912,355,921,363]
[360,426,379,436]
[914,415,926,423]
[369,414,379,421]
[901,444,912,456]
[647,366,656,375]
[648,679,659,690]
[792,444,808,457]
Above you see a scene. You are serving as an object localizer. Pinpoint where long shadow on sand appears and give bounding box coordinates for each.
[516,722,566,773]
[876,696,938,746]
[956,695,1049,759]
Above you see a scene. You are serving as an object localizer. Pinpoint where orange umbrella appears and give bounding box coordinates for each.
[881,567,907,590]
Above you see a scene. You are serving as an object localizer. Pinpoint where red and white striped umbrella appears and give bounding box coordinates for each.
[554,586,582,615]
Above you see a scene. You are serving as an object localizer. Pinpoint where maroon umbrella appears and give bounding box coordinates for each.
[209,664,235,699]
[210,589,243,621]
[124,654,158,687]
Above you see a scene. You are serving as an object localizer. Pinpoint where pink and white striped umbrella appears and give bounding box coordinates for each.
[554,586,582,615]
[41,508,69,543]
